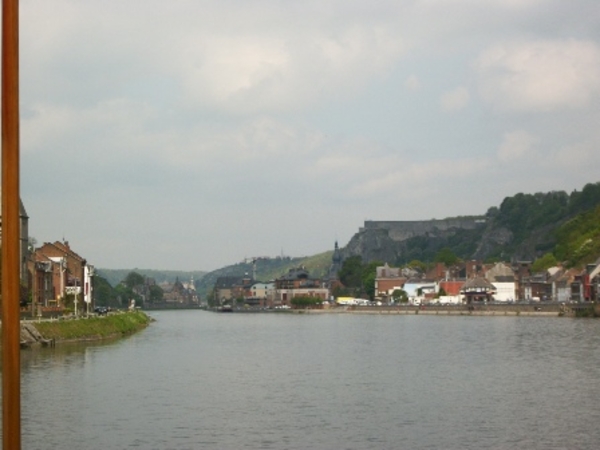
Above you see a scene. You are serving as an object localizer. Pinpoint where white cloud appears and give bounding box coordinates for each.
[174,25,405,114]
[17,1,600,270]
[21,2,407,116]
[476,39,600,112]
[314,141,490,201]
[547,140,600,170]
[440,86,470,112]
[497,130,539,163]
[22,99,159,159]
[404,75,421,91]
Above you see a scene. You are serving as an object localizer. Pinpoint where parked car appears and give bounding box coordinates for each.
[94,306,108,315]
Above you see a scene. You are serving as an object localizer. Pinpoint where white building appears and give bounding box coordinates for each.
[485,263,516,302]
[251,282,274,300]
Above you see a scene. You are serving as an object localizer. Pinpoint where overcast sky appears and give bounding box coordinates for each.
[18,0,600,271]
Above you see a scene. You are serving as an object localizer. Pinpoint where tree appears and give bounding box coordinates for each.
[392,289,408,303]
[338,256,363,288]
[362,260,382,300]
[531,253,558,273]
[338,256,383,299]
[124,271,145,289]
[148,284,164,303]
[93,275,119,307]
[407,260,427,272]
[115,280,142,307]
[554,205,600,267]
[291,296,322,308]
[434,248,459,266]
[332,285,352,298]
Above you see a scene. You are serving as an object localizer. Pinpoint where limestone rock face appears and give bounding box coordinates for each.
[473,226,513,260]
[342,228,398,263]
[340,217,487,264]
[339,214,563,266]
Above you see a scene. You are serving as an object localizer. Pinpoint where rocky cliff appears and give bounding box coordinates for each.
[341,217,489,264]
[339,181,600,266]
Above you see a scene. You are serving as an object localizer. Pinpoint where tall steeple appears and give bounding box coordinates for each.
[328,240,343,279]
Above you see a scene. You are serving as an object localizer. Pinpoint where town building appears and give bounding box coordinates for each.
[29,240,94,313]
[213,275,254,304]
[460,277,497,304]
[374,263,406,299]
[159,277,199,306]
[272,267,329,306]
[485,262,516,302]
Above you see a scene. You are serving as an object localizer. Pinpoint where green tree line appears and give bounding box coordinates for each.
[392,182,600,266]
[93,271,164,308]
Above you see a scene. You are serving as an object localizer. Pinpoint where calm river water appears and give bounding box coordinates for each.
[7,311,600,449]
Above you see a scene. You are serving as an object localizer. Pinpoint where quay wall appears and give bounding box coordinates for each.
[300,303,596,317]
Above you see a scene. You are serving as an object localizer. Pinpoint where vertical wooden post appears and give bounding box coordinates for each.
[2,0,21,449]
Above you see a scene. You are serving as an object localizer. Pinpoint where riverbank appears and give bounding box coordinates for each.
[18,310,153,347]
[292,303,600,317]
[300,307,559,317]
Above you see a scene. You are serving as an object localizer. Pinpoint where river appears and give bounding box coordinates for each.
[6,310,600,449]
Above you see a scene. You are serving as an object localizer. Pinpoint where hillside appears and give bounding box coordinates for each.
[341,181,600,267]
[94,253,334,302]
[195,251,334,298]
[96,268,207,288]
[553,205,600,268]
[96,181,600,301]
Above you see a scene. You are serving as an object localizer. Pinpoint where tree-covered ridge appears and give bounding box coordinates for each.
[94,253,334,304]
[195,251,334,299]
[389,182,600,266]
[554,205,600,268]
[493,191,569,241]
[492,182,600,241]
[93,271,163,307]
[96,268,206,288]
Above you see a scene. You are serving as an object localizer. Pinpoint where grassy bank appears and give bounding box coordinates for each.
[32,310,152,342]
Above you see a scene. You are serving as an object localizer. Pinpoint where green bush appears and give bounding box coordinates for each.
[290,296,322,308]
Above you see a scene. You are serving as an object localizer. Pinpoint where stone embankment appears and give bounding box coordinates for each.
[299,303,600,317]
[20,322,56,347]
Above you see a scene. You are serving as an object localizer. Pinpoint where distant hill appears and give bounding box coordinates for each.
[97,181,600,300]
[195,251,334,299]
[97,251,334,300]
[96,268,207,288]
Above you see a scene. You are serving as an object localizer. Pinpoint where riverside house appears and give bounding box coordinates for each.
[28,241,95,313]
[214,267,330,308]
[271,267,329,307]
[372,258,600,304]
